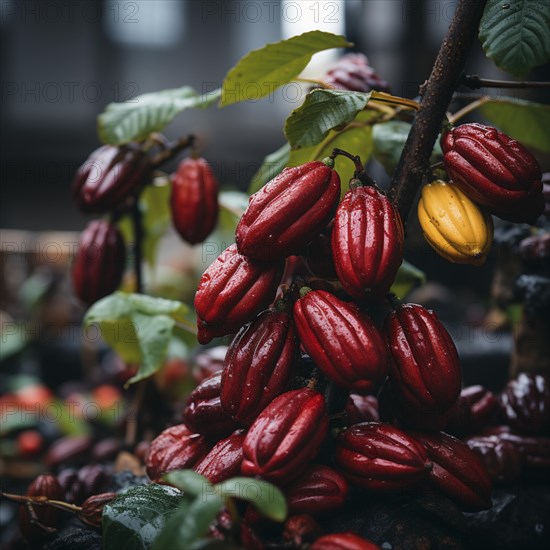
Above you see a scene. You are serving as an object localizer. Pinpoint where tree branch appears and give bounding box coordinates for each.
[388,0,488,223]
[460,74,550,89]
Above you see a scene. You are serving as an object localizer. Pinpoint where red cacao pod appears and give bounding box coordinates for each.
[311,532,381,550]
[335,422,431,492]
[72,144,152,213]
[344,394,379,426]
[193,345,228,383]
[145,424,209,480]
[221,307,299,425]
[325,53,391,94]
[483,426,550,470]
[194,244,284,344]
[385,302,461,413]
[19,474,64,543]
[446,385,499,436]
[194,429,246,484]
[293,289,388,394]
[183,372,241,437]
[170,157,219,245]
[465,435,521,485]
[414,431,492,511]
[283,514,323,546]
[332,183,404,297]
[441,123,544,223]
[242,388,329,485]
[79,492,116,528]
[235,160,341,261]
[45,435,94,469]
[500,373,550,435]
[72,220,126,305]
[284,465,348,515]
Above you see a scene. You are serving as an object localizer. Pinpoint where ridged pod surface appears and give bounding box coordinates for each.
[332,184,404,297]
[293,290,388,394]
[385,303,461,413]
[241,388,329,485]
[72,220,126,305]
[311,533,381,550]
[171,157,219,244]
[236,161,341,261]
[441,123,543,223]
[72,144,152,213]
[335,422,432,492]
[194,244,284,344]
[418,180,493,265]
[221,308,299,425]
[414,431,492,511]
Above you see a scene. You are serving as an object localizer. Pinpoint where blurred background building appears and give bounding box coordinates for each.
[2,0,548,232]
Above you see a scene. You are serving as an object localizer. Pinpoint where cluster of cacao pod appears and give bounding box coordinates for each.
[142,155,509,548]
[70,140,219,305]
[418,123,544,265]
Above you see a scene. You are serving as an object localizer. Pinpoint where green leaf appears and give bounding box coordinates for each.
[163,470,212,498]
[217,191,249,236]
[215,478,287,522]
[390,261,426,299]
[479,0,550,77]
[478,97,550,153]
[221,31,351,107]
[84,292,188,386]
[152,494,222,550]
[248,143,291,195]
[286,110,377,193]
[103,484,184,550]
[285,89,371,149]
[372,121,442,176]
[98,87,221,145]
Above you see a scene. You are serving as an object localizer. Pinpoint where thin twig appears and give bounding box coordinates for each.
[460,74,550,89]
[449,97,491,124]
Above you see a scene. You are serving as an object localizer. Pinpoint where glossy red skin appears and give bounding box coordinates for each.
[242,388,329,485]
[285,465,348,515]
[183,372,241,437]
[236,162,341,261]
[171,157,219,245]
[293,290,389,394]
[500,373,550,435]
[335,422,432,492]
[311,533,381,550]
[447,385,499,435]
[72,144,152,213]
[465,435,521,485]
[194,430,246,484]
[194,244,284,344]
[145,424,209,481]
[79,492,116,528]
[195,244,284,344]
[72,220,126,305]
[385,303,461,413]
[221,309,299,425]
[414,431,492,511]
[332,185,404,297]
[442,123,543,223]
[344,394,379,426]
[19,475,64,543]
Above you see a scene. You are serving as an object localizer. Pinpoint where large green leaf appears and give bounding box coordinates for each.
[372,121,442,176]
[215,478,287,522]
[98,87,221,145]
[103,484,184,550]
[152,494,222,550]
[84,292,188,385]
[221,31,351,107]
[287,111,376,195]
[285,89,371,149]
[390,261,426,299]
[478,98,550,153]
[164,470,212,498]
[479,0,550,77]
[248,143,291,195]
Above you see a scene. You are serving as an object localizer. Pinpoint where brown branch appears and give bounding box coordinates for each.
[388,0,488,223]
[460,74,550,89]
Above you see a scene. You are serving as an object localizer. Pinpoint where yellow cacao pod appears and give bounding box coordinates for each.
[418,180,493,265]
